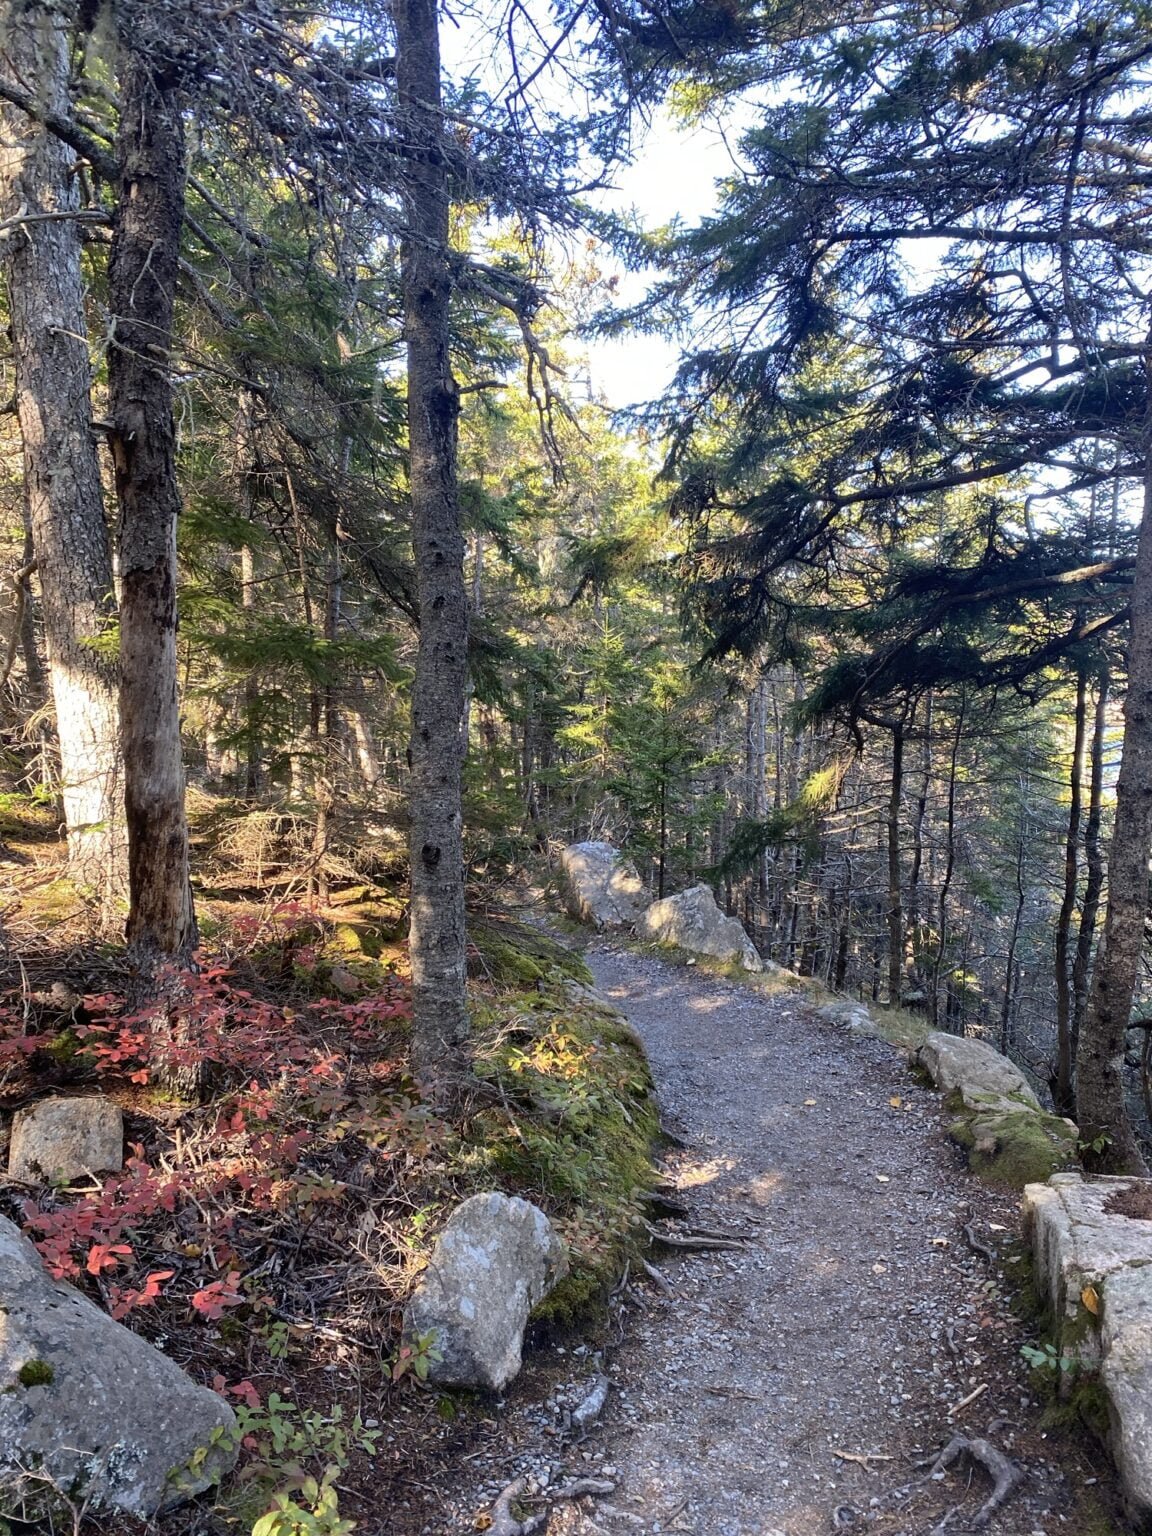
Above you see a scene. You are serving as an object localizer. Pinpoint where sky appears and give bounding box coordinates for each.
[578,114,737,411]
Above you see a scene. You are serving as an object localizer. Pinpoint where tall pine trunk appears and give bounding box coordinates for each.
[886,723,905,1005]
[396,0,470,1084]
[0,0,126,908]
[1077,432,1152,1173]
[1052,670,1087,1116]
[107,51,196,972]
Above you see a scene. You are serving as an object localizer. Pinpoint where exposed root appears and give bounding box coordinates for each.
[643,1219,752,1252]
[484,1475,616,1534]
[487,1478,545,1536]
[924,1434,1024,1528]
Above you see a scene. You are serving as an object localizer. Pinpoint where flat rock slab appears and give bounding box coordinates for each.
[0,1215,236,1517]
[9,1096,124,1184]
[559,842,647,930]
[918,1032,1040,1113]
[1024,1173,1152,1523]
[637,884,763,971]
[404,1192,568,1390]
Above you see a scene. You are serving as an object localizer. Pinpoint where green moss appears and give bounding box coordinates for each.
[464,986,657,1329]
[949,1106,1078,1188]
[17,1359,54,1388]
[468,917,594,990]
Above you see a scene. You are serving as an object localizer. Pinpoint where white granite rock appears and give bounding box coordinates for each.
[637,884,763,971]
[9,1096,124,1184]
[403,1192,568,1390]
[0,1216,236,1517]
[917,1032,1040,1114]
[559,842,648,929]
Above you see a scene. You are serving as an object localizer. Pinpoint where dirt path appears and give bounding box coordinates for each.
[437,946,1125,1536]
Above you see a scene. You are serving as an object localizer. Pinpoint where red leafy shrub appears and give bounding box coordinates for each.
[2,948,426,1337]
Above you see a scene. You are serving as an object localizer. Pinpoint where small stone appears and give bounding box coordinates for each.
[9,1097,123,1184]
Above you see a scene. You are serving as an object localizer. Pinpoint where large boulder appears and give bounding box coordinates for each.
[1024,1174,1152,1523]
[403,1192,568,1390]
[917,1031,1040,1114]
[0,1216,236,1518]
[558,841,647,929]
[9,1096,124,1184]
[637,884,763,971]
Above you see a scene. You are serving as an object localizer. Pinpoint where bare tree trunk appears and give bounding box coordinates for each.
[1077,438,1152,1173]
[886,723,905,1005]
[1072,669,1109,1046]
[397,0,469,1085]
[931,695,965,1029]
[107,50,196,971]
[906,693,932,986]
[0,0,126,908]
[1052,669,1087,1116]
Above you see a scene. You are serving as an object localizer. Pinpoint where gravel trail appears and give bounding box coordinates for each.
[437,946,1125,1536]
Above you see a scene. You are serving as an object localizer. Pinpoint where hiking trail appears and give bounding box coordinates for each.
[432,945,1123,1536]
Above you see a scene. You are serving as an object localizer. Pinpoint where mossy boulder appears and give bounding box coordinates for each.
[468,917,593,990]
[467,985,657,1330]
[949,1106,1078,1187]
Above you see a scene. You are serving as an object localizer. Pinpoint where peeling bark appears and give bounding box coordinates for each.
[0,0,125,908]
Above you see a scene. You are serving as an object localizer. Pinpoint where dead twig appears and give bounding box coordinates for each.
[831,1449,894,1467]
[948,1382,988,1418]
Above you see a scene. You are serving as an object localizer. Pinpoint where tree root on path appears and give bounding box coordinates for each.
[922,1434,1024,1529]
[643,1219,752,1252]
[484,1475,616,1535]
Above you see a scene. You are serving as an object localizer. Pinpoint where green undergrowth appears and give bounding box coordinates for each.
[463,984,658,1328]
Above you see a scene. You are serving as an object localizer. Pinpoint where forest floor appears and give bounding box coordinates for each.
[433,940,1128,1536]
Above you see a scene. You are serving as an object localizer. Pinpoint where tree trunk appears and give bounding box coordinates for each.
[1077,441,1152,1174]
[931,694,965,1028]
[0,0,126,908]
[107,50,196,971]
[1072,669,1109,1045]
[886,723,905,1005]
[1052,669,1087,1116]
[397,0,469,1084]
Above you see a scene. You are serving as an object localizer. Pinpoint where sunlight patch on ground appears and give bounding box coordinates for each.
[671,1155,736,1189]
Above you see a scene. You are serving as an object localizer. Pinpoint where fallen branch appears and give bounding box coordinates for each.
[947,1381,988,1418]
[831,1449,894,1467]
[925,1434,1024,1528]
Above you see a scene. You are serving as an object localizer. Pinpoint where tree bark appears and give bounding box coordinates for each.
[0,0,126,908]
[1072,669,1109,1046]
[107,49,196,971]
[396,0,470,1084]
[1052,669,1087,1116]
[886,722,905,1005]
[1077,436,1152,1173]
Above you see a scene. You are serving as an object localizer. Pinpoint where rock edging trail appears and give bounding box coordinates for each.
[438,946,1124,1536]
